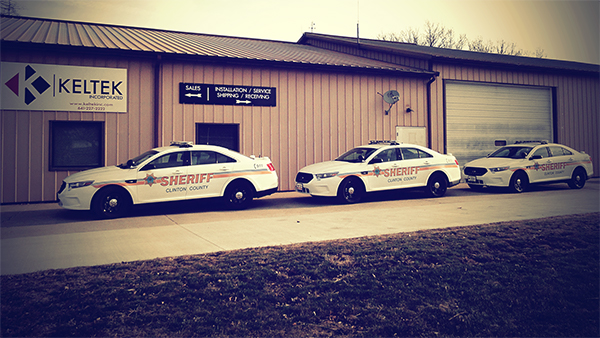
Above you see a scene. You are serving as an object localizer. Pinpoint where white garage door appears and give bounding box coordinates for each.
[446,81,552,166]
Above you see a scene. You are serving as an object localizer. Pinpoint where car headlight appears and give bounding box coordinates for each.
[315,172,338,180]
[68,181,94,190]
[489,166,509,173]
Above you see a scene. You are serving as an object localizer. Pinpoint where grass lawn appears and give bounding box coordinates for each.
[1,213,598,337]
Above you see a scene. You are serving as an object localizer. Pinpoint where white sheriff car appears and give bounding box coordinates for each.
[295,141,461,203]
[57,142,278,218]
[463,141,594,193]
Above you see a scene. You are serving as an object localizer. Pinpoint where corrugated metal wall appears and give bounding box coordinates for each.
[431,64,599,173]
[159,61,428,191]
[1,50,155,203]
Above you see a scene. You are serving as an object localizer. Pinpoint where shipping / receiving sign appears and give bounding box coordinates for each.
[179,83,276,107]
[1,62,127,113]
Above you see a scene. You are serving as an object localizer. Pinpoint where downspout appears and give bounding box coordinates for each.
[425,70,439,150]
[153,54,162,148]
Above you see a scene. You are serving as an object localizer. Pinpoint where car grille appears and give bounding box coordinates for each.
[464,167,488,176]
[295,172,314,184]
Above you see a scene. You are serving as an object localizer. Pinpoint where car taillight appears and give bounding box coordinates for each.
[267,163,276,171]
[455,159,459,166]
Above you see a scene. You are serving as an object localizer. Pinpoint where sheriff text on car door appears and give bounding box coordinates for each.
[136,151,189,203]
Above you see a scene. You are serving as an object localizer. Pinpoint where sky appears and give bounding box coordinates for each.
[10,0,600,64]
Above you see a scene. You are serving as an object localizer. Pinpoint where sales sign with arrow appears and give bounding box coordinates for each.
[179,83,276,107]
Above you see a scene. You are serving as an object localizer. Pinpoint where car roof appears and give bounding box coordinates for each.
[504,142,562,147]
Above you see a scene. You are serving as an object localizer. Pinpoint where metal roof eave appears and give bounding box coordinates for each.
[299,33,600,75]
[1,39,437,78]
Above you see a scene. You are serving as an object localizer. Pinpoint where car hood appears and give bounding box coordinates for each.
[299,160,362,173]
[63,165,134,183]
[464,157,523,168]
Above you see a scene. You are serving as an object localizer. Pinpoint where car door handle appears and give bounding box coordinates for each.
[219,167,230,171]
[172,170,184,175]
[423,161,430,165]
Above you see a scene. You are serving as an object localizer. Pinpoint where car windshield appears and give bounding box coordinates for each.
[117,150,159,168]
[488,146,532,159]
[335,147,377,163]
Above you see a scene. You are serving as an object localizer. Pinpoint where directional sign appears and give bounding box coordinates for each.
[179,83,276,107]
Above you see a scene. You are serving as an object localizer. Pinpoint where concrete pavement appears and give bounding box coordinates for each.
[1,180,599,275]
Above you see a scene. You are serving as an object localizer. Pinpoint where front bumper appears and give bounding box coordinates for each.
[295,180,338,197]
[57,184,95,210]
[464,172,512,187]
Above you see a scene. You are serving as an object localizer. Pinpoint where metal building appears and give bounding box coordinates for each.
[1,16,598,204]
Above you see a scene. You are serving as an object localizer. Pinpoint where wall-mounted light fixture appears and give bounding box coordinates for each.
[406,107,413,113]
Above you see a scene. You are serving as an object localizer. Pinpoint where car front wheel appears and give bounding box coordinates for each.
[426,173,448,197]
[224,181,254,209]
[568,168,587,189]
[337,177,364,204]
[92,186,132,219]
[509,171,528,193]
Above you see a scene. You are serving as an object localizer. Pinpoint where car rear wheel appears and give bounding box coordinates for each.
[92,186,132,219]
[337,177,364,204]
[568,168,587,189]
[224,181,254,209]
[426,173,448,197]
[509,171,528,193]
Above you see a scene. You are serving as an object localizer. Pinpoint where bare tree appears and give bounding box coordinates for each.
[379,22,545,58]
[1,0,21,15]
[377,27,420,45]
[534,47,547,58]
[495,39,523,56]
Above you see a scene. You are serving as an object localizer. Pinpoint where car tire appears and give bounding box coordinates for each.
[92,186,132,219]
[337,177,364,204]
[224,180,254,209]
[426,173,448,197]
[508,171,528,193]
[568,167,587,189]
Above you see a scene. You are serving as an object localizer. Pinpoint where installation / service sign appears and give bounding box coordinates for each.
[1,62,127,113]
[179,83,276,107]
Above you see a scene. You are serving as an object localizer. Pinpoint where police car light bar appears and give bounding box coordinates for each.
[369,140,400,145]
[170,141,194,147]
[514,140,548,144]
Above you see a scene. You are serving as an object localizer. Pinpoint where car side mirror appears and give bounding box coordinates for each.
[529,155,542,160]
[369,158,383,164]
[126,159,136,168]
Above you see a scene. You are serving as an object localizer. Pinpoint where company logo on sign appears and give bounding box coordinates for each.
[4,65,51,105]
[1,62,127,113]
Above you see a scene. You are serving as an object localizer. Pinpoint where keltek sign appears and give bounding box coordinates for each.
[1,62,127,113]
[179,83,276,107]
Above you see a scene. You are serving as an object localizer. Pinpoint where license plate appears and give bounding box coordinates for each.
[467,176,481,184]
[295,183,309,193]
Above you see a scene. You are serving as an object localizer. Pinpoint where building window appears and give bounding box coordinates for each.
[50,121,104,171]
[196,123,239,151]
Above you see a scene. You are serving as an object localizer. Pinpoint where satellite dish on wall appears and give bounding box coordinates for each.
[382,90,400,104]
[379,90,400,115]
